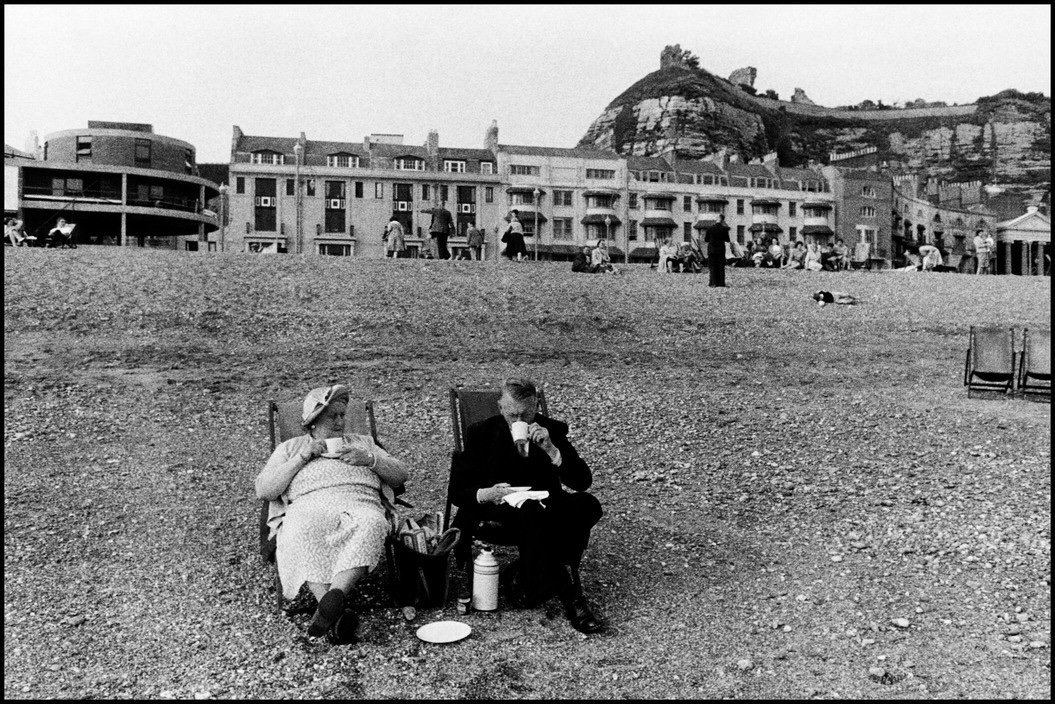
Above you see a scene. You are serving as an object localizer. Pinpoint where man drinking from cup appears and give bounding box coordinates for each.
[449,377,604,633]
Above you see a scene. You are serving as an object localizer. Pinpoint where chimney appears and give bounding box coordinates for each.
[427,129,439,156]
[661,150,676,167]
[25,131,40,159]
[231,125,243,162]
[485,119,498,152]
[363,135,371,151]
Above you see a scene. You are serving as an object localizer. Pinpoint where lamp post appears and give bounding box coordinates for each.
[293,142,303,254]
[218,183,228,253]
[533,187,540,261]
[604,214,612,259]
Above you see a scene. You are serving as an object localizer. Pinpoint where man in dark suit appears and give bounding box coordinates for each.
[450,377,604,633]
[428,204,455,260]
[704,213,731,287]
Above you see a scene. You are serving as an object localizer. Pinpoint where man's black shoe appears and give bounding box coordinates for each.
[565,597,603,634]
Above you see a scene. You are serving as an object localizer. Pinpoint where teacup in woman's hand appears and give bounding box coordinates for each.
[324,437,345,455]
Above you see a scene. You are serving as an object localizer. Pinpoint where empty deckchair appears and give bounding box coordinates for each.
[850,242,871,270]
[1018,328,1051,398]
[963,326,1016,398]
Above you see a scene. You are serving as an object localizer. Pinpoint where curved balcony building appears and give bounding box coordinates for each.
[16,122,219,248]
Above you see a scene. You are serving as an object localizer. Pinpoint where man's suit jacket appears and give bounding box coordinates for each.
[450,414,592,526]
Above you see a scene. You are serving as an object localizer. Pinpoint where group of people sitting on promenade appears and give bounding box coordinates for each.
[729,237,852,271]
[5,217,78,249]
[571,239,619,274]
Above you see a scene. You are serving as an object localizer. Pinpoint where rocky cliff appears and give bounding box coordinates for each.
[578,48,1051,206]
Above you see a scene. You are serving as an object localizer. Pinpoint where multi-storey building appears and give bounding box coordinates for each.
[11,122,219,248]
[226,126,503,257]
[235,119,1034,270]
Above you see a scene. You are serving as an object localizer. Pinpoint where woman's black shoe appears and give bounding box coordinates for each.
[307,588,345,638]
[326,611,359,645]
[565,597,603,634]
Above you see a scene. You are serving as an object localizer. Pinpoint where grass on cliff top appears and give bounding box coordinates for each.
[3,248,1051,699]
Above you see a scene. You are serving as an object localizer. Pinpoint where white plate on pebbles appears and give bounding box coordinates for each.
[416,620,472,644]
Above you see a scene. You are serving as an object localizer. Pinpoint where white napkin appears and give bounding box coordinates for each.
[501,490,549,508]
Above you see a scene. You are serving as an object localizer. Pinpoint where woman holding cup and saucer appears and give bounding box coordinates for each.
[256,384,409,644]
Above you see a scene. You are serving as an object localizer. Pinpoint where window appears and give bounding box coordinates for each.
[861,185,876,198]
[789,202,797,217]
[456,186,475,204]
[856,226,877,245]
[286,179,294,196]
[327,154,359,168]
[375,182,383,199]
[629,193,638,210]
[510,164,539,176]
[480,162,494,175]
[485,187,494,203]
[236,177,245,194]
[586,195,615,209]
[586,168,615,179]
[305,180,316,197]
[325,181,346,233]
[736,225,745,244]
[789,226,797,241]
[554,190,573,207]
[440,185,449,203]
[355,181,364,198]
[76,136,92,162]
[553,217,573,240]
[509,192,539,207]
[683,222,692,241]
[253,178,277,232]
[421,184,430,201]
[393,183,412,202]
[628,220,638,241]
[860,206,876,218]
[135,139,152,167]
[683,195,692,212]
[644,197,671,211]
[752,202,779,215]
[319,243,353,256]
[250,151,283,165]
[737,199,745,215]
[443,160,466,173]
[698,201,724,214]
[394,157,424,171]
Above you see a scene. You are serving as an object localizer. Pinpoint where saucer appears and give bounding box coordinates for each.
[415,620,472,644]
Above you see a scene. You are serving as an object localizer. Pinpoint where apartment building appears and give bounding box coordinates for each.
[229,121,960,266]
[11,122,219,248]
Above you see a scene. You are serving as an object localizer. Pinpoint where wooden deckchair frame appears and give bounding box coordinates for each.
[446,387,582,594]
[260,396,408,612]
[963,326,1016,398]
[1018,327,1051,398]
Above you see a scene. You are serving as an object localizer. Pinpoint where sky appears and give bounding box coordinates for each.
[4,4,1051,164]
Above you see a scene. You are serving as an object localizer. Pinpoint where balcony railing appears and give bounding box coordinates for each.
[23,185,121,202]
[127,196,203,213]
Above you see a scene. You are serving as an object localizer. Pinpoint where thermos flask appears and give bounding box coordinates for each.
[471,548,499,611]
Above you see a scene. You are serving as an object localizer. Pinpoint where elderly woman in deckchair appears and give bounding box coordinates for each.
[256,384,409,644]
